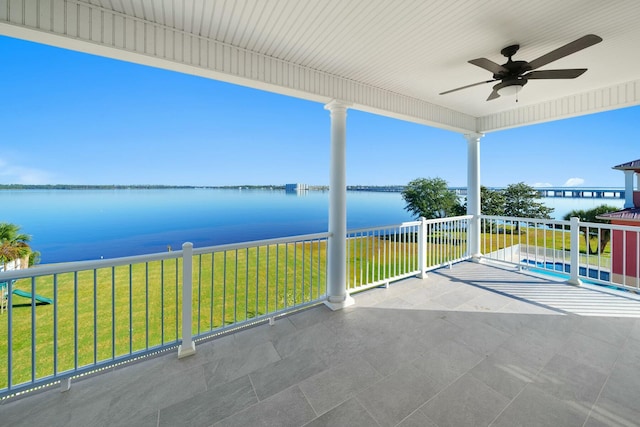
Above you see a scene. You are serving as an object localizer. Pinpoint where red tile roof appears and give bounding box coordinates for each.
[613,159,640,171]
[597,208,640,222]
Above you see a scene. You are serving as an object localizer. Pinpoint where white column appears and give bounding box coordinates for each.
[325,100,354,310]
[624,170,635,208]
[465,133,483,261]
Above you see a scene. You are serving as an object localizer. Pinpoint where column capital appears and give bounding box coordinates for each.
[324,99,352,112]
[463,132,484,142]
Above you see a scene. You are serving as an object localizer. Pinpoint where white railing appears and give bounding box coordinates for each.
[481,216,571,268]
[346,215,472,292]
[480,215,640,291]
[0,232,329,398]
[190,233,329,338]
[346,221,421,291]
[423,215,472,269]
[577,221,640,290]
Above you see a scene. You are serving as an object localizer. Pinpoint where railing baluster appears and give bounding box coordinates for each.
[145,263,149,350]
[622,229,627,287]
[112,267,116,360]
[266,245,270,314]
[234,249,238,324]
[245,247,249,321]
[73,271,79,371]
[174,258,179,343]
[308,240,312,301]
[31,277,36,384]
[53,274,58,378]
[94,270,98,364]
[222,251,227,326]
[283,244,288,307]
[255,246,260,318]
[7,275,12,391]
[301,240,306,302]
[161,260,165,345]
[275,244,279,311]
[197,255,202,335]
[128,265,133,355]
[210,254,214,331]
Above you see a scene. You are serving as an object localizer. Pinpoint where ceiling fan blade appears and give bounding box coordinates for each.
[439,79,496,95]
[486,89,500,101]
[528,34,602,70]
[526,69,587,79]
[468,58,508,74]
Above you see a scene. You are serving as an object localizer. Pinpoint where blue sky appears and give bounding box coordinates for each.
[1,35,637,188]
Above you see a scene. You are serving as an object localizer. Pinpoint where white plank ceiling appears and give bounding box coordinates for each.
[1,0,639,133]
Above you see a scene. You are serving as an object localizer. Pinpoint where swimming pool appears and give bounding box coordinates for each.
[521,259,610,282]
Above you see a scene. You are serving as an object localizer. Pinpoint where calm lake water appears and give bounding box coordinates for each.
[1,189,625,264]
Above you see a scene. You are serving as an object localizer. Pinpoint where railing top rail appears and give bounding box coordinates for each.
[347,221,421,234]
[479,215,640,233]
[480,215,569,226]
[426,214,473,224]
[577,220,640,233]
[346,216,472,235]
[0,232,332,281]
[192,232,331,255]
[0,250,182,281]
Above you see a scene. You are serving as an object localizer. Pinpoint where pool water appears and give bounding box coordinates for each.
[521,259,611,282]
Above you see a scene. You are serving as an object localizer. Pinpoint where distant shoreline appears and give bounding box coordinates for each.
[0,184,329,190]
[0,184,403,192]
[0,184,624,193]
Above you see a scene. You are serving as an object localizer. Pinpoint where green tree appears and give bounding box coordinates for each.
[463,186,506,216]
[474,186,506,232]
[563,205,618,254]
[401,177,462,219]
[480,186,506,216]
[503,182,553,217]
[502,183,553,232]
[0,222,32,266]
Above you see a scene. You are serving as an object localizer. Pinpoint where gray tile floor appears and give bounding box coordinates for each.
[3,261,640,427]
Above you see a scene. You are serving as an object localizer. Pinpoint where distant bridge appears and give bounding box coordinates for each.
[348,186,625,199]
[449,187,625,199]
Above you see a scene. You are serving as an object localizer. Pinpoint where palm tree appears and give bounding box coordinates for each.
[0,223,32,266]
[563,205,618,255]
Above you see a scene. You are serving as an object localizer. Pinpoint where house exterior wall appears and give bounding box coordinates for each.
[611,219,639,285]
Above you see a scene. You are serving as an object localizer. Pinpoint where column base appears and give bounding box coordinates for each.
[178,342,196,359]
[470,254,484,263]
[566,278,583,286]
[324,295,355,311]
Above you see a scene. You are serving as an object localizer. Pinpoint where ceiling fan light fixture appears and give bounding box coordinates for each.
[497,80,525,97]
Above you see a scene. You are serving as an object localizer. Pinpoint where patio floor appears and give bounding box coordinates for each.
[3,261,640,427]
